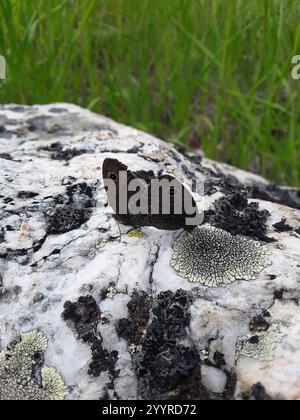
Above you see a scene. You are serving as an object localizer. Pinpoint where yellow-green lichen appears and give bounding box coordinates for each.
[170,225,271,287]
[0,330,68,400]
[128,230,145,238]
[236,324,283,362]
[106,286,117,298]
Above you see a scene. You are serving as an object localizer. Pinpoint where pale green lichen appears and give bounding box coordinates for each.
[0,330,68,400]
[106,286,117,298]
[236,324,283,362]
[170,225,271,287]
[96,237,106,250]
[127,230,145,239]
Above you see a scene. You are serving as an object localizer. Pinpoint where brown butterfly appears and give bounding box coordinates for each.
[102,158,200,230]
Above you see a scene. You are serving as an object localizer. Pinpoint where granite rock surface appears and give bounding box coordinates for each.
[0,103,300,400]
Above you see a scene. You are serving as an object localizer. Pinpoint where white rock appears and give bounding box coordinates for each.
[201,365,227,394]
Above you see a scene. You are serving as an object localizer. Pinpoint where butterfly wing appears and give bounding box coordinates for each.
[103,159,199,230]
[102,158,150,227]
[148,175,199,230]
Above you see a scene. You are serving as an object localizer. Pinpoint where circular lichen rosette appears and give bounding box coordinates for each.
[170,225,271,287]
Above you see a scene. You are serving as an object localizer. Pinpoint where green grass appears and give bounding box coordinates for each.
[0,0,299,186]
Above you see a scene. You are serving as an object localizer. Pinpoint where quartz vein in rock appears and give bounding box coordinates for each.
[170,225,271,287]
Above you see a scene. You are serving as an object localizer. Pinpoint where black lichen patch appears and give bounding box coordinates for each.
[134,170,156,184]
[116,291,150,345]
[46,206,92,234]
[48,108,66,114]
[274,288,286,300]
[273,218,293,233]
[249,315,270,333]
[199,159,300,211]
[151,290,192,340]
[209,192,273,242]
[173,146,193,163]
[65,182,94,204]
[242,383,273,400]
[62,295,101,342]
[136,290,203,399]
[0,128,14,139]
[3,197,14,204]
[62,295,119,381]
[249,335,260,344]
[140,342,201,397]
[89,342,118,380]
[116,290,232,400]
[273,288,299,306]
[26,115,50,131]
[17,191,39,199]
[0,248,29,263]
[0,153,13,160]
[45,182,96,234]
[205,173,247,197]
[194,159,247,197]
[213,351,226,368]
[8,105,26,113]
[39,142,88,161]
[251,184,300,211]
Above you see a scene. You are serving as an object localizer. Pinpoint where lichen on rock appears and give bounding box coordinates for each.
[209,192,273,243]
[62,295,119,381]
[236,324,283,362]
[117,289,206,399]
[0,330,68,400]
[242,383,272,400]
[170,225,271,287]
[1,103,300,400]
